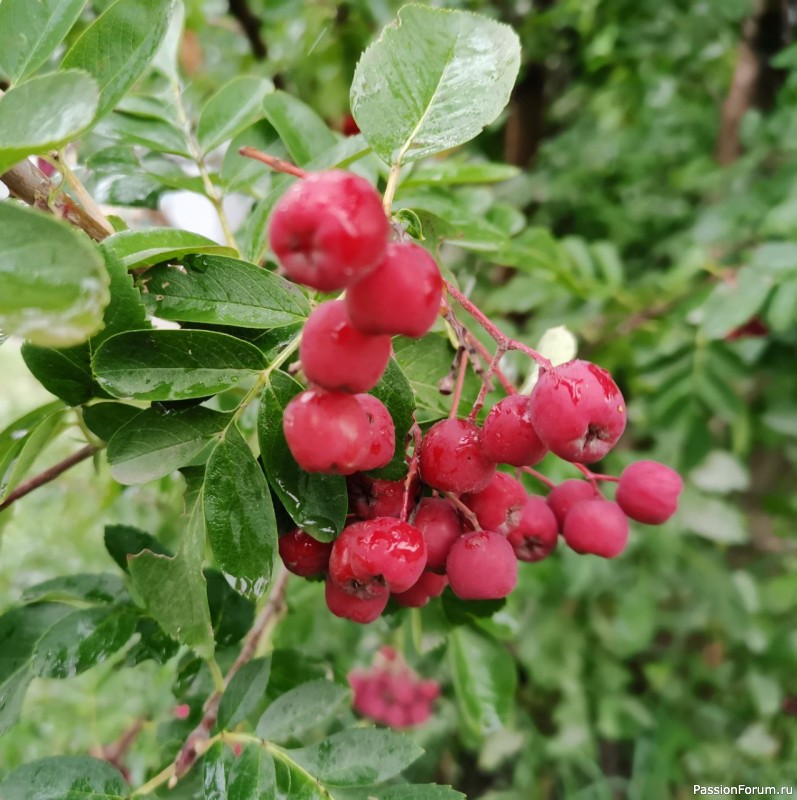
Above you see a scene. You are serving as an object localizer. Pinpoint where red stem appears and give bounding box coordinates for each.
[239,147,308,179]
[468,334,516,395]
[401,422,423,522]
[444,492,480,529]
[448,348,469,420]
[521,466,556,491]
[468,342,507,422]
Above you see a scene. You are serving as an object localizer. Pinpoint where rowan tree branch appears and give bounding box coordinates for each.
[228,0,267,60]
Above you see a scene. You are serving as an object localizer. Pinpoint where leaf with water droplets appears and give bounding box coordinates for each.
[0,755,129,800]
[217,657,271,731]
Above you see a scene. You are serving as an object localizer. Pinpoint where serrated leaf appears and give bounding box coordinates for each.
[101,228,235,270]
[62,0,175,119]
[286,728,423,786]
[198,76,274,154]
[141,256,310,329]
[351,5,520,165]
[107,406,231,484]
[256,680,349,743]
[258,371,347,542]
[21,573,129,605]
[204,427,276,598]
[31,605,139,679]
[92,329,266,401]
[228,747,276,800]
[0,666,32,735]
[367,359,415,480]
[0,756,129,800]
[217,657,271,731]
[0,0,88,82]
[273,757,327,800]
[0,203,110,347]
[83,402,144,443]
[262,91,338,166]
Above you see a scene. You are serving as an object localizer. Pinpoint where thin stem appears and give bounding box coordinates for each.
[573,463,618,485]
[521,466,556,491]
[382,162,402,216]
[467,333,516,395]
[448,348,469,420]
[468,342,507,422]
[239,146,308,178]
[208,658,226,693]
[401,422,423,523]
[0,445,98,513]
[444,492,479,529]
[131,763,174,797]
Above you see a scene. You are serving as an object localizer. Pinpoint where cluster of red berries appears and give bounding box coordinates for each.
[269,167,684,625]
[270,170,443,476]
[348,646,440,729]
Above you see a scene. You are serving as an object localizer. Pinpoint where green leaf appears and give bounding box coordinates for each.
[101,228,235,270]
[0,71,99,174]
[448,626,516,738]
[61,0,175,119]
[21,573,129,605]
[82,402,144,443]
[0,756,129,800]
[105,524,174,574]
[273,758,327,800]
[0,401,67,503]
[203,741,230,800]
[228,747,276,800]
[334,787,466,800]
[0,203,110,347]
[0,666,32,735]
[351,5,520,165]
[0,0,88,81]
[262,91,338,166]
[403,160,519,187]
[206,569,255,647]
[701,267,773,339]
[256,680,350,743]
[0,603,73,683]
[31,605,139,678]
[198,76,274,154]
[217,657,271,731]
[92,329,266,401]
[221,121,282,192]
[204,427,277,598]
[107,406,231,484]
[367,358,415,480]
[141,256,310,328]
[258,371,347,541]
[287,729,423,786]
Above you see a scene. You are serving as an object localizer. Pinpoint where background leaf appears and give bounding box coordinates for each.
[0,756,129,800]
[216,657,271,731]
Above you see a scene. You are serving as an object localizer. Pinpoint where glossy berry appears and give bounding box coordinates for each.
[393,571,449,608]
[482,395,547,467]
[563,499,629,558]
[356,394,395,471]
[507,496,558,562]
[283,389,370,474]
[300,301,391,393]
[463,472,526,535]
[419,418,496,494]
[529,360,626,463]
[325,579,388,623]
[446,530,518,600]
[546,478,601,529]
[345,242,443,337]
[348,476,407,520]
[329,518,427,597]
[412,497,462,572]
[268,170,388,291]
[615,460,683,524]
[278,529,332,577]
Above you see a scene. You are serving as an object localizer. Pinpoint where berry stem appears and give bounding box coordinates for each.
[401,422,423,522]
[444,492,480,529]
[468,342,508,422]
[521,466,557,490]
[573,462,600,492]
[448,347,469,419]
[467,332,516,395]
[239,146,309,179]
[573,463,619,484]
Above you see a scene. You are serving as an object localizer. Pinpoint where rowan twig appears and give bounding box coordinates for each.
[239,147,308,179]
[228,0,267,59]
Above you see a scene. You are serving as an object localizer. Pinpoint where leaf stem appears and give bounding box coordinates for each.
[131,762,174,796]
[382,162,402,216]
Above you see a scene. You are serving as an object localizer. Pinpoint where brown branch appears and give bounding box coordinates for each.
[171,566,291,783]
[228,0,267,60]
[0,445,98,513]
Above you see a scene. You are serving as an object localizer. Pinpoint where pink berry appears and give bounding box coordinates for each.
[347,476,407,519]
[329,518,427,596]
[419,418,496,494]
[507,496,558,562]
[300,301,391,393]
[615,460,683,524]
[405,702,432,726]
[356,394,396,471]
[392,571,449,608]
[562,499,629,558]
[325,579,387,623]
[345,242,442,337]
[269,171,388,291]
[283,389,370,474]
[463,472,526,535]
[412,497,462,572]
[278,528,333,577]
[546,479,600,529]
[482,395,547,466]
[446,531,518,600]
[529,360,626,463]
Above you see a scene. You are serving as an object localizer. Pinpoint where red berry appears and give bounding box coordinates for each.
[482,395,547,467]
[412,497,462,572]
[615,460,683,524]
[356,394,396,470]
[325,579,388,623]
[283,389,370,474]
[392,571,448,608]
[463,472,526,535]
[329,518,427,596]
[529,360,626,463]
[419,418,496,494]
[345,242,443,338]
[269,171,388,291]
[507,496,558,562]
[446,530,518,600]
[562,499,629,558]
[347,476,407,519]
[300,301,391,393]
[546,479,600,529]
[278,528,333,577]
